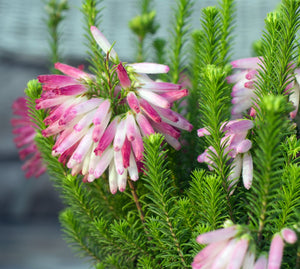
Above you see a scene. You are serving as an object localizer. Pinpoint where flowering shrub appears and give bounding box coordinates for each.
[11,0,300,268]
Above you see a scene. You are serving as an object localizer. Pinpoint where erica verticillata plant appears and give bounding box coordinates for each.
[10,0,300,268]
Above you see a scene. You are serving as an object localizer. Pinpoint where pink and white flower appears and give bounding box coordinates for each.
[197,119,254,190]
[228,57,300,119]
[35,26,192,194]
[192,222,252,269]
[11,97,47,178]
[115,61,192,150]
[192,223,297,269]
[37,63,137,194]
[227,57,261,118]
[268,229,297,269]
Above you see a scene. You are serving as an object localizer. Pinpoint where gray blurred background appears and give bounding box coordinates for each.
[0,0,280,268]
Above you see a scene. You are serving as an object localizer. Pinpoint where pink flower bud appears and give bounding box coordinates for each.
[93,99,111,125]
[113,119,127,151]
[94,117,119,156]
[121,137,131,168]
[242,152,253,189]
[268,234,284,269]
[281,228,297,244]
[109,162,118,194]
[139,99,162,123]
[136,113,155,136]
[117,63,131,88]
[127,92,140,113]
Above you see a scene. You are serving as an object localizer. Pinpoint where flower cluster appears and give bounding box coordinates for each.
[11,97,46,178]
[228,56,300,119]
[197,119,253,190]
[192,221,297,269]
[35,26,192,194]
[227,57,261,118]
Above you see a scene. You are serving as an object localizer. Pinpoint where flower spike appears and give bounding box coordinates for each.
[34,26,192,194]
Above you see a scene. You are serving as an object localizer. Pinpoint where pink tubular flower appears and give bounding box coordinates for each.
[268,234,284,269]
[192,222,253,269]
[197,119,254,190]
[37,63,126,193]
[193,224,297,269]
[254,255,268,269]
[35,26,192,194]
[229,57,300,119]
[267,228,297,269]
[11,97,47,178]
[228,57,261,118]
[91,26,192,146]
[115,62,192,150]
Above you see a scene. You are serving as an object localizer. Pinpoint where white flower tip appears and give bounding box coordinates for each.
[110,187,117,195]
[130,175,139,182]
[243,181,252,190]
[87,174,95,182]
